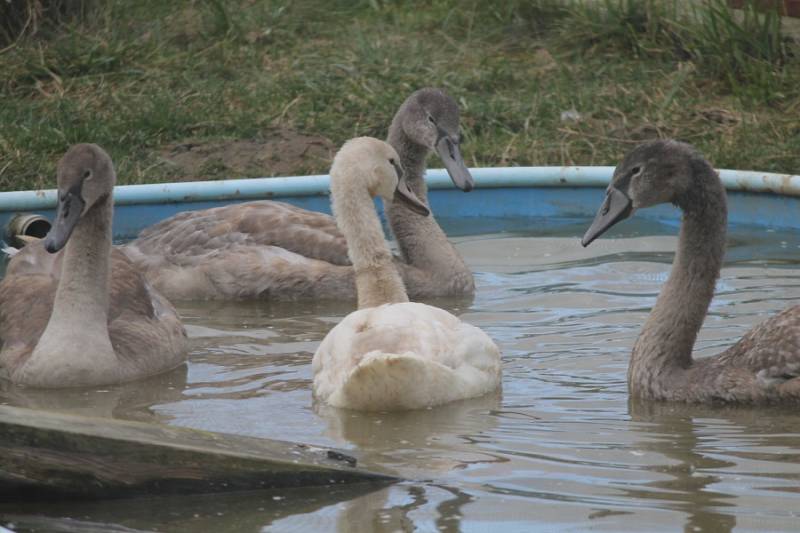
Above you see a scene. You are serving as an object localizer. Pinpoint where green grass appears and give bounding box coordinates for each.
[1,0,799,191]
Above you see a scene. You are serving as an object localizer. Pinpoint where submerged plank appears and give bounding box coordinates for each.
[0,405,397,500]
[1,484,389,531]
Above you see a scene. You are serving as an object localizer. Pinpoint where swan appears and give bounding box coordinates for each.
[120,88,475,301]
[311,137,501,411]
[582,139,800,404]
[0,144,188,388]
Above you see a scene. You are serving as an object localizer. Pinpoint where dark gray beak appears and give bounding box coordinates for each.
[435,136,474,192]
[44,189,85,253]
[394,176,430,217]
[581,186,634,247]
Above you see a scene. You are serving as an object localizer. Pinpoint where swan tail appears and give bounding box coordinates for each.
[331,352,472,411]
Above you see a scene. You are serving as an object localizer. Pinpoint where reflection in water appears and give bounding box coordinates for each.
[317,391,504,477]
[627,401,738,533]
[334,484,427,533]
[0,484,391,533]
[266,482,475,533]
[1,224,799,531]
[628,401,800,533]
[433,484,475,533]
[0,365,189,422]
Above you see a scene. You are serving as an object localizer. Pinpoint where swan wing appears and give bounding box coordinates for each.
[0,241,60,375]
[719,305,800,387]
[124,200,350,267]
[0,272,56,375]
[108,279,187,381]
[3,240,62,279]
[0,245,187,380]
[126,242,354,301]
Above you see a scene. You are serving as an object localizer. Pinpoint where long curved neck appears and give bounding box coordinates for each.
[385,125,472,283]
[332,179,408,309]
[49,196,113,329]
[387,125,429,203]
[629,161,727,397]
[21,194,119,385]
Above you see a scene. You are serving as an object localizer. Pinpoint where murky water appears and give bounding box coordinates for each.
[2,220,800,532]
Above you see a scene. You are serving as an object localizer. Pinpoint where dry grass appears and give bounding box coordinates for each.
[0,0,92,46]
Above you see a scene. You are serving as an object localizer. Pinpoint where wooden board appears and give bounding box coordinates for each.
[0,405,397,500]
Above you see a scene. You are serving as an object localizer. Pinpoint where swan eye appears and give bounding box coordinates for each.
[388,158,402,179]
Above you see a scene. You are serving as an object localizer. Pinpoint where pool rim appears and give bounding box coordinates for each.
[0,166,798,211]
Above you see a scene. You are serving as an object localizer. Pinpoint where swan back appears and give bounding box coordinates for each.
[313,302,501,411]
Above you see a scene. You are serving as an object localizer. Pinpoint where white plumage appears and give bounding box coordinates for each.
[313,302,501,410]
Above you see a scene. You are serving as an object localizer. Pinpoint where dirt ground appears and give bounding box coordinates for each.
[159,128,336,181]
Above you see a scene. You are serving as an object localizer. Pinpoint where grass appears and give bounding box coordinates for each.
[0,0,91,46]
[1,0,799,191]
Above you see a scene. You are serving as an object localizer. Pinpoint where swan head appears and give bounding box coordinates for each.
[331,137,430,216]
[394,88,474,192]
[581,140,705,247]
[44,144,116,253]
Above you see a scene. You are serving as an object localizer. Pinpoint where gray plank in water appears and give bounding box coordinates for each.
[1,483,389,532]
[0,405,397,500]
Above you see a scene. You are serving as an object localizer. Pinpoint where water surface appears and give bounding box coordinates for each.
[2,220,800,532]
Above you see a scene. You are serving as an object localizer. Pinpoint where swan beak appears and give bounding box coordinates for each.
[581,186,633,247]
[44,189,85,253]
[435,136,474,192]
[394,179,430,217]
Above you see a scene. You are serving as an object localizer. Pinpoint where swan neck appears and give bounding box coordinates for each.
[387,125,428,201]
[332,179,408,309]
[630,162,727,395]
[50,196,113,325]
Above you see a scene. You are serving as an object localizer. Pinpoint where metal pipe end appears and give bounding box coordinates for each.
[7,214,51,248]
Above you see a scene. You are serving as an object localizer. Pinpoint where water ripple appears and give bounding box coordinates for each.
[3,225,800,531]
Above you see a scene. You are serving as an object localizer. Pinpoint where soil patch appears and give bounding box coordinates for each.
[160,129,335,181]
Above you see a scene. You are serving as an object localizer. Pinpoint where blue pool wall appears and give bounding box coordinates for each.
[0,167,798,241]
